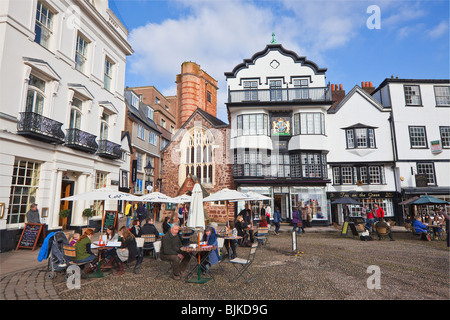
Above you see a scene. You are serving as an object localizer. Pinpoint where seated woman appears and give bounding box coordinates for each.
[235,215,250,246]
[103,226,138,276]
[258,215,268,227]
[130,219,142,238]
[101,225,118,261]
[162,216,172,235]
[74,229,98,275]
[200,226,220,273]
[224,221,238,259]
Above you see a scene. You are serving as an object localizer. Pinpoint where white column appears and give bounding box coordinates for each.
[72,174,87,226]
[51,170,63,229]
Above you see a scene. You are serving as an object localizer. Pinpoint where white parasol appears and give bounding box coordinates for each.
[186,183,205,229]
[173,194,192,203]
[61,188,142,201]
[203,188,249,224]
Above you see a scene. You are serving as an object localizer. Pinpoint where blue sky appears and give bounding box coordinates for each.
[110,0,450,122]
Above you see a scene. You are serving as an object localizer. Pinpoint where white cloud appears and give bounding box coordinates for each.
[127,0,422,122]
[427,20,449,38]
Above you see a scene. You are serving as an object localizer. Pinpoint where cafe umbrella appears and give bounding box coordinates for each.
[409,195,449,205]
[203,188,249,225]
[186,183,205,230]
[138,192,184,222]
[61,188,142,232]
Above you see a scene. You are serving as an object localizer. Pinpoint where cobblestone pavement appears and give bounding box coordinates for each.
[2,227,448,301]
[56,231,448,301]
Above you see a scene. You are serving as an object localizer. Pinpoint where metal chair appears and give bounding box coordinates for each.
[229,242,258,284]
[255,227,269,247]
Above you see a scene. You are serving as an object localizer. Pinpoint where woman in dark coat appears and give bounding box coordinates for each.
[103,226,138,276]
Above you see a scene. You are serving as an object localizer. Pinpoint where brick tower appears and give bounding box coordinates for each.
[175,62,218,127]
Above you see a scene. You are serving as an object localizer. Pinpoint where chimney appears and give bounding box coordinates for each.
[331,84,335,91]
[361,80,375,95]
[331,83,345,110]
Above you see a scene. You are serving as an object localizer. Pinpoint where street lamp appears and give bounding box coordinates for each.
[144,161,154,193]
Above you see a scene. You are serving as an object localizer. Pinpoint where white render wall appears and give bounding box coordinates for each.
[0,0,132,230]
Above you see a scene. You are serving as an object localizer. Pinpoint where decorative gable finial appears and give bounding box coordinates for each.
[270,32,276,44]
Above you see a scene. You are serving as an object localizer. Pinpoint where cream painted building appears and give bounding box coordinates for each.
[0,0,133,251]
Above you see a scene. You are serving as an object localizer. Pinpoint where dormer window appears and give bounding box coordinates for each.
[344,124,376,149]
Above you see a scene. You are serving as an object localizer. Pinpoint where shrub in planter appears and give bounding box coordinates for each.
[59,209,70,218]
[82,208,93,218]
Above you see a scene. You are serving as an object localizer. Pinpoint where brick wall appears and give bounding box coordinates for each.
[161,111,234,223]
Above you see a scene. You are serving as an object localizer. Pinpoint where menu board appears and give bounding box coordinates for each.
[16,223,44,251]
[103,210,118,230]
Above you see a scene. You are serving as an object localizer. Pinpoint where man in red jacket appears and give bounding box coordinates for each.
[373,203,384,221]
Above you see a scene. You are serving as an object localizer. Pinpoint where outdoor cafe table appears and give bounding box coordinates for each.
[218,234,242,259]
[181,245,217,284]
[90,241,121,278]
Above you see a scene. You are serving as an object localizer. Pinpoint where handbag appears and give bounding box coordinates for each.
[297,221,302,227]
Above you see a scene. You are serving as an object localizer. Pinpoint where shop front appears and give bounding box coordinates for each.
[236,184,330,226]
[327,191,402,225]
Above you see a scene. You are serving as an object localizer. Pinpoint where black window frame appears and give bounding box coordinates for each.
[403,84,422,107]
[408,125,428,149]
[345,127,376,149]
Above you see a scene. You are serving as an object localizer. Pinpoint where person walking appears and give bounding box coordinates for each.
[292,207,302,235]
[273,207,281,235]
[125,202,134,228]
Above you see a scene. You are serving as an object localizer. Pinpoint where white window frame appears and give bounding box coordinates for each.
[35,1,54,49]
[104,57,114,92]
[409,126,427,148]
[75,33,89,73]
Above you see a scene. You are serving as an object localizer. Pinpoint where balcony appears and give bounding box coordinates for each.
[97,139,121,159]
[65,128,98,153]
[17,112,65,144]
[228,87,332,104]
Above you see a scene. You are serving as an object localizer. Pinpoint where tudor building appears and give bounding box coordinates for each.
[225,44,333,225]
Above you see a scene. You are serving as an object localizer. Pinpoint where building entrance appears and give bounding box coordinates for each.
[274,194,289,220]
[60,181,74,229]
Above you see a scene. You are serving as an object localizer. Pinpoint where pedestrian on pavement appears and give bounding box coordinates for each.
[292,207,302,235]
[300,205,307,233]
[125,201,134,228]
[373,203,384,221]
[273,207,281,235]
[438,207,450,247]
[265,204,273,227]
[306,204,313,227]
[365,205,376,232]
[160,223,191,280]
[136,202,147,224]
[361,204,369,223]
[26,203,41,224]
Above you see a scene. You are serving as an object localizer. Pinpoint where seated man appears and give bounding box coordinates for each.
[141,218,160,255]
[412,217,431,241]
[142,218,160,239]
[374,219,395,241]
[160,223,191,280]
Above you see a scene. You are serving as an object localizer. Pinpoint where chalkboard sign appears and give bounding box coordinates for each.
[349,223,359,236]
[16,223,44,251]
[103,210,118,230]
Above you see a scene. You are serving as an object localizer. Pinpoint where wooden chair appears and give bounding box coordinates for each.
[142,234,156,258]
[62,245,90,267]
[375,226,390,240]
[229,242,258,284]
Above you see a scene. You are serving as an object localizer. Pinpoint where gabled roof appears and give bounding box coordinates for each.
[161,107,229,153]
[121,131,133,154]
[224,44,327,78]
[328,85,389,114]
[178,174,209,198]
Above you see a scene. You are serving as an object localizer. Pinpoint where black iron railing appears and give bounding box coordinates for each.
[228,87,332,104]
[65,128,98,153]
[17,112,65,143]
[97,139,121,159]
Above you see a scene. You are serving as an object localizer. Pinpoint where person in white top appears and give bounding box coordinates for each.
[265,205,273,229]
